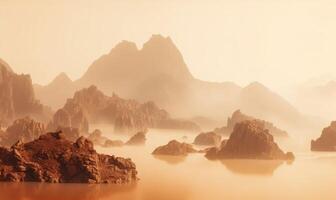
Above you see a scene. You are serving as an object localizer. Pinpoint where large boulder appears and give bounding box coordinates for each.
[0,117,45,146]
[152,140,197,156]
[193,132,221,146]
[88,129,124,147]
[311,121,336,151]
[0,131,137,183]
[125,131,146,146]
[206,120,294,160]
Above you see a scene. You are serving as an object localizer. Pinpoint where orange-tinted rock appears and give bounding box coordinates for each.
[0,131,137,183]
[88,129,124,147]
[311,121,336,151]
[193,132,221,146]
[0,117,45,147]
[0,61,51,125]
[214,110,288,137]
[152,140,197,156]
[125,132,146,146]
[206,120,294,160]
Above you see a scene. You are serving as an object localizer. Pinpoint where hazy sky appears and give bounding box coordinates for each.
[1,0,336,97]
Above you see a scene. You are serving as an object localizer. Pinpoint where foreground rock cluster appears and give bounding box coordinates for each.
[311,121,336,151]
[206,120,294,160]
[0,131,137,183]
[214,110,288,137]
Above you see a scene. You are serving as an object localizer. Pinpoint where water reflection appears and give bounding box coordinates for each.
[152,155,187,165]
[0,182,137,200]
[220,159,284,176]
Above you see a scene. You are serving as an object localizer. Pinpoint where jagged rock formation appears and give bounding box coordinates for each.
[206,120,294,160]
[54,85,199,133]
[125,131,146,145]
[48,104,89,134]
[0,60,51,125]
[0,131,137,183]
[214,110,288,137]
[0,117,45,147]
[34,72,77,110]
[193,132,221,146]
[88,129,124,147]
[152,140,197,156]
[311,121,336,151]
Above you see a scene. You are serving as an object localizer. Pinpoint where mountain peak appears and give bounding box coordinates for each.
[0,58,13,72]
[142,34,175,50]
[47,72,72,87]
[110,40,138,54]
[244,81,268,91]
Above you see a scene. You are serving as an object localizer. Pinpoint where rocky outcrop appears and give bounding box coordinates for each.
[0,117,45,147]
[0,60,51,125]
[57,85,200,133]
[193,132,221,146]
[214,110,288,137]
[87,129,124,147]
[152,140,197,156]
[311,121,336,151]
[125,131,146,145]
[0,131,137,183]
[206,120,294,160]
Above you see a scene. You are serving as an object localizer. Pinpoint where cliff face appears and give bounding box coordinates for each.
[0,117,45,147]
[50,85,200,133]
[0,61,51,125]
[311,121,336,151]
[206,120,294,160]
[0,131,138,183]
[214,110,288,137]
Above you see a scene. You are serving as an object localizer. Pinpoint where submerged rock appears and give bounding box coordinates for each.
[0,131,137,183]
[125,131,146,145]
[193,132,221,146]
[206,120,294,160]
[152,140,197,156]
[311,121,336,151]
[88,129,124,147]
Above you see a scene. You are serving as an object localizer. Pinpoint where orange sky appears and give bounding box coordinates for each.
[1,0,336,97]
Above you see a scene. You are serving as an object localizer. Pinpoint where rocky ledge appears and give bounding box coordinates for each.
[152,140,197,156]
[311,121,336,151]
[0,131,137,183]
[206,120,294,160]
[193,131,221,146]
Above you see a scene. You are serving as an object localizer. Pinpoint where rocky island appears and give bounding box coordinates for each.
[193,131,222,146]
[152,140,197,156]
[206,120,294,160]
[0,131,137,183]
[311,121,336,151]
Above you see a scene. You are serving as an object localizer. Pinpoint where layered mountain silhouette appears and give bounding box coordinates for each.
[34,35,306,130]
[0,60,51,126]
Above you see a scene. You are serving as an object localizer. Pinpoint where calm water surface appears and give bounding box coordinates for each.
[1,125,336,200]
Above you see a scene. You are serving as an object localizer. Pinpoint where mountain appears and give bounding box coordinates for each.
[36,35,306,130]
[34,72,77,110]
[0,59,51,125]
[48,85,200,134]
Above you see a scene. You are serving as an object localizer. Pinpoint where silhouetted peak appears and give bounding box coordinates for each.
[142,34,176,51]
[109,40,138,54]
[244,82,268,91]
[50,72,72,85]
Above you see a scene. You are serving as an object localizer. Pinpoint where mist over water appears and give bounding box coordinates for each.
[2,125,336,200]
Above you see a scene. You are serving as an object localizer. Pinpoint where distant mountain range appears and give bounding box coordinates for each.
[33,35,307,131]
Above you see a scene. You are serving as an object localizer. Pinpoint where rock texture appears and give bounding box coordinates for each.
[54,85,199,133]
[0,131,137,183]
[193,131,221,146]
[152,140,197,156]
[311,121,336,151]
[0,117,45,147]
[206,120,294,160]
[214,110,288,137]
[125,131,146,145]
[0,60,51,125]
